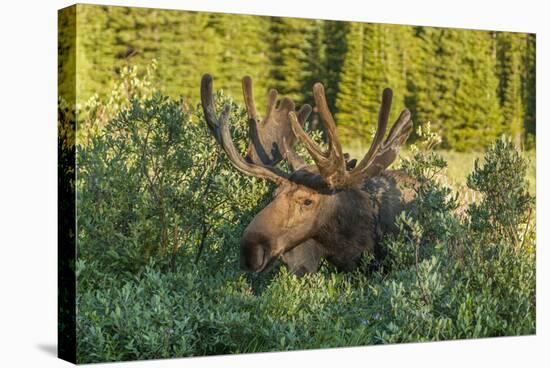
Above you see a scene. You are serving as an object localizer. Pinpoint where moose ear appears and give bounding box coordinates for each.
[346,159,357,170]
[343,153,357,170]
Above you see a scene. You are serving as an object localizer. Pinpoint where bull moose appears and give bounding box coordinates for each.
[200,74,416,276]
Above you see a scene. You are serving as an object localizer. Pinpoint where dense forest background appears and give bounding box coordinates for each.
[59,5,536,150]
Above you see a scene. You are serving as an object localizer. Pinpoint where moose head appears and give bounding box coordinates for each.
[201,74,414,275]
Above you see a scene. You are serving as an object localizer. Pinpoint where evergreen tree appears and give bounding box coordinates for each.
[522,34,536,147]
[360,24,409,131]
[335,22,365,139]
[302,20,327,107]
[335,23,410,141]
[58,4,536,151]
[76,6,222,102]
[412,28,503,150]
[302,20,348,131]
[407,26,441,133]
[448,30,503,150]
[209,13,272,99]
[74,5,113,101]
[416,28,463,145]
[302,20,348,111]
[58,5,77,103]
[269,17,312,104]
[154,10,222,102]
[496,32,525,146]
[323,21,348,114]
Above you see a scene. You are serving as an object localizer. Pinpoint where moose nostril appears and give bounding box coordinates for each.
[255,246,265,267]
[251,246,265,270]
[240,241,266,271]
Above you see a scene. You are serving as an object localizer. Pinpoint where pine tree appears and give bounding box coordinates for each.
[335,22,365,139]
[408,26,441,133]
[496,32,525,147]
[74,5,114,101]
[522,34,536,148]
[208,13,272,99]
[76,6,223,102]
[58,5,77,103]
[62,5,535,151]
[302,19,328,108]
[335,23,410,141]
[301,20,348,131]
[448,30,503,150]
[323,21,348,114]
[154,10,222,102]
[412,28,503,150]
[425,28,464,145]
[301,20,348,110]
[269,17,313,104]
[360,23,389,130]
[360,24,409,131]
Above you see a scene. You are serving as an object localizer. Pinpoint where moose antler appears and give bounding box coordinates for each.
[201,74,288,184]
[289,83,412,189]
[242,76,312,166]
[201,74,411,189]
[289,83,348,188]
[200,74,311,184]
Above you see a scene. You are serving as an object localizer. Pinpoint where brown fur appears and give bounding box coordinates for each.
[240,168,416,274]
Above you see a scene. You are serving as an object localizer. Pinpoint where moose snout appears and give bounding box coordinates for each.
[240,232,271,272]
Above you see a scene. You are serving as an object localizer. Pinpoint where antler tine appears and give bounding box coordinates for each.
[313,83,346,163]
[200,74,288,184]
[243,76,303,167]
[349,88,392,175]
[386,109,412,142]
[242,76,280,120]
[266,89,279,118]
[296,104,313,124]
[288,111,327,162]
[360,109,413,178]
[217,116,289,183]
[242,76,265,164]
[289,83,348,188]
[281,104,311,171]
[348,98,413,183]
[201,74,224,145]
[242,76,259,122]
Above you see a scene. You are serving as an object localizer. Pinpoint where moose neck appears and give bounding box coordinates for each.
[314,188,377,262]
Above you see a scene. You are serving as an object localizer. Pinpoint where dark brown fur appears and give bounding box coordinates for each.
[240,167,416,274]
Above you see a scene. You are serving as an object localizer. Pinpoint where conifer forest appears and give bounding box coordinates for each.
[59,5,535,151]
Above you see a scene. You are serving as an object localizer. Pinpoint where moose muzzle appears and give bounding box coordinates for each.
[240,232,273,272]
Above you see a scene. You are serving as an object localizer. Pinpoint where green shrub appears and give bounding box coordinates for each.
[467,136,534,246]
[77,90,273,278]
[371,134,535,344]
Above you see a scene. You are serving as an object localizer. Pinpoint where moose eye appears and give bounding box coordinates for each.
[303,199,313,206]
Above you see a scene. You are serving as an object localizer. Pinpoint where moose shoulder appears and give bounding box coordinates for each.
[200,74,416,276]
